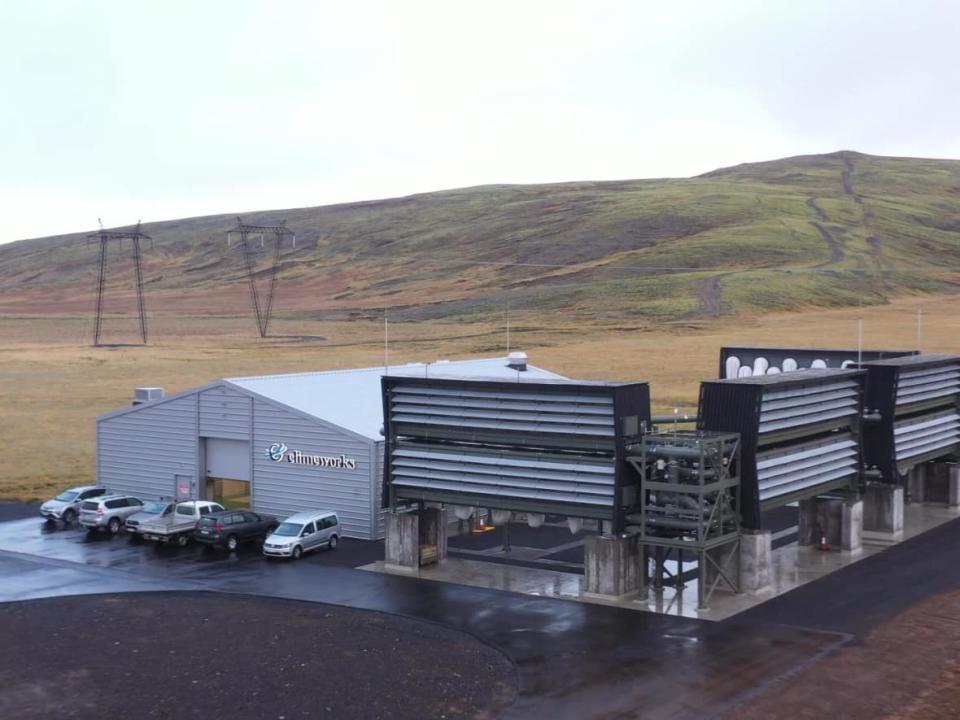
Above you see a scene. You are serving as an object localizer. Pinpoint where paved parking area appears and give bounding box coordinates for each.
[0,511,844,720]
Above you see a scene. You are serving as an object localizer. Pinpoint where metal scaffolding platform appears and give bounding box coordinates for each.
[626,430,741,609]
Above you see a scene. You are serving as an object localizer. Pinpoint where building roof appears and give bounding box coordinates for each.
[226,358,567,440]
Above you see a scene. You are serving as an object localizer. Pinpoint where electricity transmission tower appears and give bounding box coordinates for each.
[87,220,150,346]
[227,218,296,338]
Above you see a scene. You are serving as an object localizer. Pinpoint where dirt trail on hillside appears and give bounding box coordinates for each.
[805,197,830,222]
[842,154,885,262]
[697,273,730,316]
[810,221,846,264]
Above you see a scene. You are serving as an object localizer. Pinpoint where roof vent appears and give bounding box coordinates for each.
[507,351,528,371]
[133,387,165,406]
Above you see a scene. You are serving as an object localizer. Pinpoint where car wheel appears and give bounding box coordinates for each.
[108,518,121,534]
[62,509,75,524]
[328,535,338,550]
[292,545,303,560]
[176,534,189,548]
[226,535,239,552]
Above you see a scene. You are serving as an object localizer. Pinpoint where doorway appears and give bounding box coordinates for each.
[205,477,251,509]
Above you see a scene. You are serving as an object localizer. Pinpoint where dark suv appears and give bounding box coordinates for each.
[194,510,278,552]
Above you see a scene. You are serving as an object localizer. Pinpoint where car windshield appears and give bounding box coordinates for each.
[274,522,303,537]
[54,491,79,502]
[142,501,168,514]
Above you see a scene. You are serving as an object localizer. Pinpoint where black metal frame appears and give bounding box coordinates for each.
[698,369,866,529]
[228,218,295,338]
[381,376,651,533]
[86,221,150,346]
[857,354,960,483]
[718,345,916,378]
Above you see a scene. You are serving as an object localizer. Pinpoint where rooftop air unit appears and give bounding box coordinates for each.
[381,376,651,531]
[698,368,865,529]
[857,354,960,482]
[719,346,917,380]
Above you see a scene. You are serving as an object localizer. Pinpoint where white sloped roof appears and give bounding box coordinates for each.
[226,357,567,440]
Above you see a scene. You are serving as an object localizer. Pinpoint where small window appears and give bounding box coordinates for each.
[129,498,142,507]
[302,522,315,535]
[242,512,258,523]
[105,499,121,510]
[325,516,338,529]
[230,513,245,525]
[176,505,194,516]
[199,506,211,515]
[81,501,99,511]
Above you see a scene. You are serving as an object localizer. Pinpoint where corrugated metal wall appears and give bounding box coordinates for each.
[97,395,199,500]
[251,398,375,539]
[199,385,252,440]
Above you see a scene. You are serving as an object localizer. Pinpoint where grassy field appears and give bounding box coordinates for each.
[2,292,959,500]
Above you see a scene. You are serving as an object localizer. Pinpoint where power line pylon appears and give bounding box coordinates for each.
[86,220,150,346]
[227,218,296,338]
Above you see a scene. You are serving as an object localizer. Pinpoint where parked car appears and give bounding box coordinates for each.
[263,511,340,559]
[194,509,279,552]
[136,500,224,546]
[125,499,176,535]
[40,486,109,524]
[79,494,145,534]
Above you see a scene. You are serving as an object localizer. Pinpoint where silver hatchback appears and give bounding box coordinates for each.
[79,494,145,534]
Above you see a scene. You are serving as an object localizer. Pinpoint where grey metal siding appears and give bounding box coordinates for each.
[374,441,385,540]
[199,385,252,440]
[97,395,199,500]
[252,398,375,539]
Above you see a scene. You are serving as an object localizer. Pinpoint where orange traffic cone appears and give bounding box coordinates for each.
[818,533,831,552]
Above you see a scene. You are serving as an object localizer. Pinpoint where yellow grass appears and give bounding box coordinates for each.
[2,294,958,500]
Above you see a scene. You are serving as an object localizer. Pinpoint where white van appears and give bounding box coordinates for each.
[262,510,340,560]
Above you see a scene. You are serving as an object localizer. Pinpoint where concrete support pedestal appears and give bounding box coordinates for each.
[419,507,448,561]
[906,463,928,504]
[923,462,960,506]
[385,510,419,570]
[863,483,904,533]
[739,530,771,593]
[798,497,863,551]
[583,535,643,599]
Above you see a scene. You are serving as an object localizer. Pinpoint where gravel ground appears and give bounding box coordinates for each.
[0,592,516,720]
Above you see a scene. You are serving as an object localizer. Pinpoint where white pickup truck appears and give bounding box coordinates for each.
[136,500,224,546]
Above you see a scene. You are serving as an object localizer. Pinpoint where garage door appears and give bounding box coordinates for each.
[205,438,251,481]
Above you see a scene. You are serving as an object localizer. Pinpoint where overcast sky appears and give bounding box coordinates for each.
[1,0,958,245]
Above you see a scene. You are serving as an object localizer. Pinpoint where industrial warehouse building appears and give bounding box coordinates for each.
[96,356,565,539]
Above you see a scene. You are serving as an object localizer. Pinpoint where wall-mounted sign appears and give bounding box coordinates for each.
[264,442,358,470]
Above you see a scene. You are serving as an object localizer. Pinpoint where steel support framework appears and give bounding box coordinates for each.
[228,218,295,338]
[626,431,741,609]
[87,222,150,346]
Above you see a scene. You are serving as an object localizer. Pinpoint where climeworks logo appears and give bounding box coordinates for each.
[264,442,288,462]
[263,442,357,470]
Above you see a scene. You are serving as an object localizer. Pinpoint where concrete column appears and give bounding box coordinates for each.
[950,465,960,508]
[862,482,904,533]
[907,463,927,503]
[739,530,772,593]
[841,498,863,552]
[924,462,955,505]
[798,497,843,547]
[419,507,448,560]
[384,510,419,570]
[583,535,643,598]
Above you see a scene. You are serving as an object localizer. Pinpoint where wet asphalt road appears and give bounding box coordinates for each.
[0,510,841,719]
[13,504,960,718]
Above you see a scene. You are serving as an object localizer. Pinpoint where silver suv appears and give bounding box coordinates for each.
[40,485,109,524]
[79,494,145,534]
